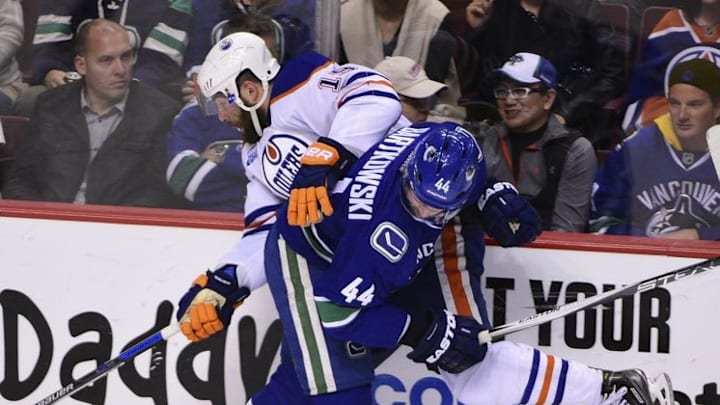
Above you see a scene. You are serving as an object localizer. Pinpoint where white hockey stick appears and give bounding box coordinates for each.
[707,124,720,180]
[479,256,720,344]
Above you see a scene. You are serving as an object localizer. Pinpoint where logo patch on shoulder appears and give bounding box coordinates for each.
[346,342,367,358]
[370,222,408,263]
[245,144,258,166]
[261,134,308,198]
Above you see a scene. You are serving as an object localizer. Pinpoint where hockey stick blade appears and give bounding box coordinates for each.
[32,322,180,405]
[479,256,720,344]
[707,124,720,180]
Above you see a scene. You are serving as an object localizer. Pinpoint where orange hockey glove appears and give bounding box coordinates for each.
[176,265,250,342]
[287,137,356,226]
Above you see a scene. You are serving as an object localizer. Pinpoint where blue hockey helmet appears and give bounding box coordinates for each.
[405,123,485,213]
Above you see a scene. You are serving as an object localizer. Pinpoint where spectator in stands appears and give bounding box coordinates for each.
[623,0,720,134]
[3,19,182,208]
[180,0,314,103]
[374,55,447,123]
[464,0,627,147]
[339,0,466,122]
[474,52,597,232]
[0,0,27,114]
[14,0,191,115]
[591,57,720,240]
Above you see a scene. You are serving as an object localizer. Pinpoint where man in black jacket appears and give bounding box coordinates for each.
[464,0,627,147]
[3,18,182,208]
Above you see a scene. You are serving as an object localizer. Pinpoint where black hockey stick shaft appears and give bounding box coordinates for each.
[32,322,180,405]
[479,256,720,344]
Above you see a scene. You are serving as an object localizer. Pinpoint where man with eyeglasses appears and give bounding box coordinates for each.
[475,52,598,232]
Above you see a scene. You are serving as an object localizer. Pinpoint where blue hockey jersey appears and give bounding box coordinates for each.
[590,114,720,240]
[273,122,485,348]
[166,102,247,212]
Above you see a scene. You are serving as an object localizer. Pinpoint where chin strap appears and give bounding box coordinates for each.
[250,110,263,138]
[239,80,271,138]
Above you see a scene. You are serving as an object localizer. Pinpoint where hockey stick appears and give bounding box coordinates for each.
[707,124,720,180]
[32,322,180,405]
[479,256,720,344]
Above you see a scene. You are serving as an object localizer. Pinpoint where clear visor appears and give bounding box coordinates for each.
[196,91,227,116]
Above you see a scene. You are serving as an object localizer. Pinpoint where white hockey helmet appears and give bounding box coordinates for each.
[197,32,281,118]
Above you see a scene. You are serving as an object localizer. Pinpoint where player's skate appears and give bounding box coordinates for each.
[599,368,674,405]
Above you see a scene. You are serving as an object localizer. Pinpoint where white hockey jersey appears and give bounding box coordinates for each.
[218,50,409,290]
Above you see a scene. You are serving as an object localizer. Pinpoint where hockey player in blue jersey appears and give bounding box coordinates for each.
[257,121,489,404]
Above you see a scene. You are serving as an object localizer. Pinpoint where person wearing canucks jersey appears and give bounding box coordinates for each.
[260,122,489,404]
[592,58,720,240]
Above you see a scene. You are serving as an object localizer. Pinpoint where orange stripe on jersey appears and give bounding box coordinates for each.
[652,9,684,33]
[245,211,277,230]
[639,96,669,129]
[439,225,472,316]
[336,79,394,108]
[536,355,556,405]
[691,22,720,42]
[271,60,334,104]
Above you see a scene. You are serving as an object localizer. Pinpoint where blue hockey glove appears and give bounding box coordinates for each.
[478,181,542,247]
[404,309,488,374]
[287,137,356,226]
[176,264,250,342]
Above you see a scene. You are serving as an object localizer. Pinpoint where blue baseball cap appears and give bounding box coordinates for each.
[491,52,557,89]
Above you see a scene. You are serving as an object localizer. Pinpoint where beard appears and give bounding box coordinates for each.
[240,107,270,145]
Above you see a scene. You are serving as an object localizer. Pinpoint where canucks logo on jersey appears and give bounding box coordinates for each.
[646,194,710,236]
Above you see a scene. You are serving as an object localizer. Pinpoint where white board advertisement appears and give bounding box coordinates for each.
[1,215,718,404]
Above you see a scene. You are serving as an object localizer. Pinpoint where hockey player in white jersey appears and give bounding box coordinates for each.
[175,12,410,341]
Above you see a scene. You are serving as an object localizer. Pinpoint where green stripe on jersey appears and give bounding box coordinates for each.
[168,156,205,197]
[169,0,192,14]
[283,242,332,394]
[316,300,359,325]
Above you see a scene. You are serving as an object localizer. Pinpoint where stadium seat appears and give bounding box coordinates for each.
[599,1,633,82]
[637,6,674,65]
[598,2,634,149]
[0,115,31,189]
